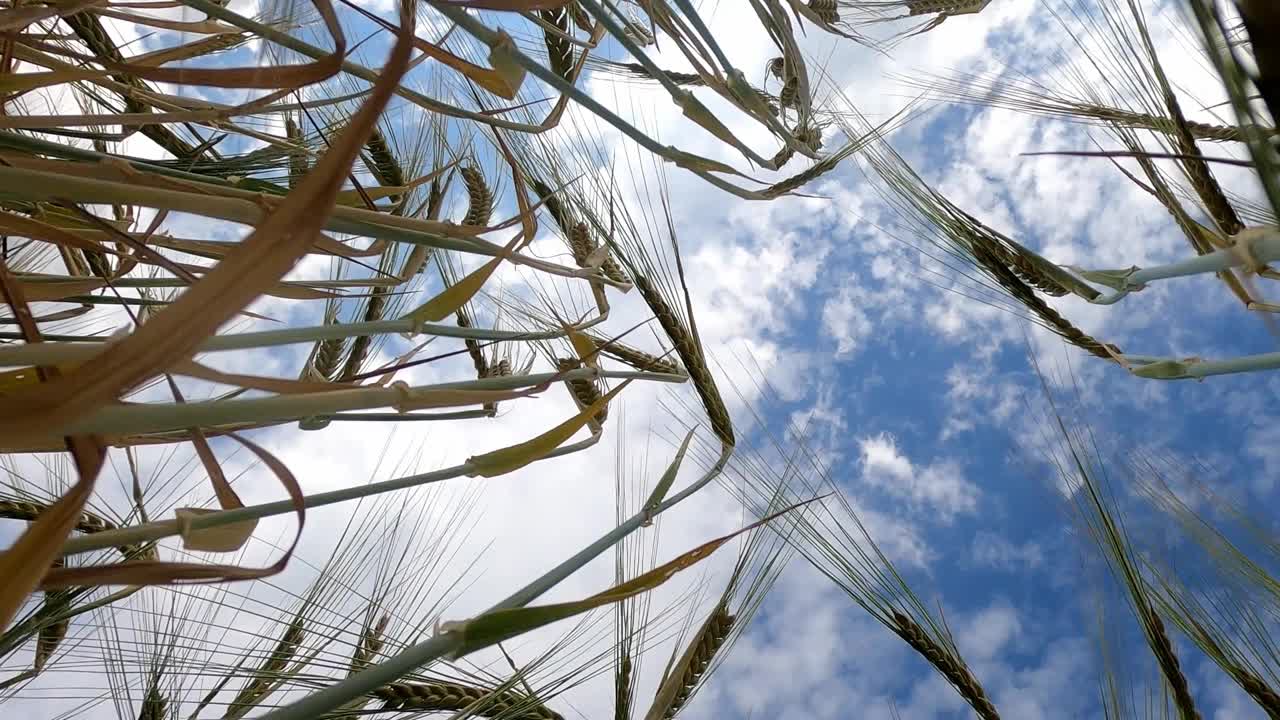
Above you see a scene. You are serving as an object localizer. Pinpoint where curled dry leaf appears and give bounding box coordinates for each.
[0,0,416,444]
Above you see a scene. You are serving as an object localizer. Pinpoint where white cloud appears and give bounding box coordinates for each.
[970,531,1045,572]
[857,433,979,521]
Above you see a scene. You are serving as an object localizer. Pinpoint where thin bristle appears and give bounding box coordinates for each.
[634,277,734,446]
[892,611,1001,720]
[374,682,564,720]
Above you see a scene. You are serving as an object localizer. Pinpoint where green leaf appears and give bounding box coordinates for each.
[641,428,696,521]
[441,496,824,658]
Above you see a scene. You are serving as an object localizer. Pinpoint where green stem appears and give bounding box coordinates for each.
[256,444,732,720]
[60,434,613,557]
[42,369,680,439]
[0,320,561,367]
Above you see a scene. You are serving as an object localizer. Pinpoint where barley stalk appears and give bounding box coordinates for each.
[461,165,493,227]
[634,276,734,446]
[659,607,735,719]
[456,309,490,378]
[892,611,1001,720]
[373,681,564,720]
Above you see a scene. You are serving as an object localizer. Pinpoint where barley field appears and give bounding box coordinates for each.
[0,0,1277,718]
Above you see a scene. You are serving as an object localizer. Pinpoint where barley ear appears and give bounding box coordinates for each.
[634,276,734,446]
[373,681,564,720]
[892,611,1001,720]
[647,604,735,720]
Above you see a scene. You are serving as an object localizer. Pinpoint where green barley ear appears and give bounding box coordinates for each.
[138,677,167,720]
[891,611,1001,719]
[540,6,575,81]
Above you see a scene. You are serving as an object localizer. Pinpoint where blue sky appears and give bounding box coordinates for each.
[4,1,1279,719]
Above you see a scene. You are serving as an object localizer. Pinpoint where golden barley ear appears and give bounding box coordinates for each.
[633,276,734,447]
[656,605,735,719]
[807,0,841,25]
[557,357,608,431]
[373,681,564,720]
[461,165,494,227]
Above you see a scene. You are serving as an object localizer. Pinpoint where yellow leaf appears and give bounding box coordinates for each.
[400,236,519,325]
[568,329,598,368]
[467,380,629,478]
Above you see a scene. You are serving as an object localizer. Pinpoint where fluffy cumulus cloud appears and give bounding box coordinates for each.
[857,433,979,522]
